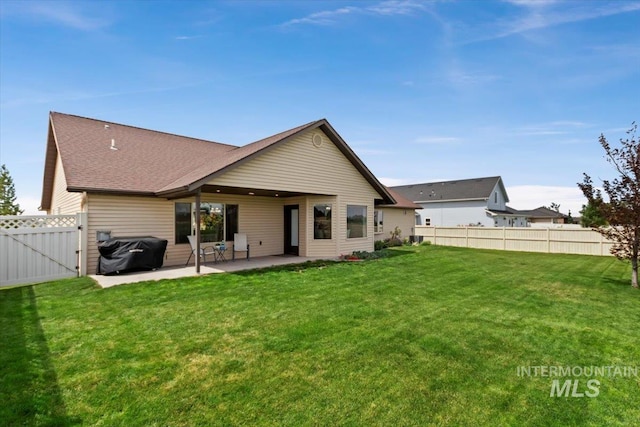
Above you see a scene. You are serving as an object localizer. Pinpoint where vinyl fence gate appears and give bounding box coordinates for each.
[0,214,88,287]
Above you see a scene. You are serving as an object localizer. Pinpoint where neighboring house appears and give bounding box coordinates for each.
[41,112,406,274]
[518,206,569,225]
[374,188,421,241]
[391,176,528,227]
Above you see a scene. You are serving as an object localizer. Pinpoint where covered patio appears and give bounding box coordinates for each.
[90,255,327,288]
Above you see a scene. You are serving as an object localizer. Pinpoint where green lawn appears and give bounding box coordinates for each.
[1,245,639,426]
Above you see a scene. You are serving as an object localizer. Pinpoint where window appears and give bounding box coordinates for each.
[200,203,225,242]
[225,204,239,240]
[374,210,383,233]
[425,218,431,226]
[494,191,498,203]
[314,204,332,239]
[175,203,192,244]
[347,205,367,238]
[175,202,239,244]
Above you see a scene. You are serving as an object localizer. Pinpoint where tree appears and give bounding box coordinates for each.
[578,122,639,288]
[579,194,607,228]
[548,202,561,212]
[0,164,23,215]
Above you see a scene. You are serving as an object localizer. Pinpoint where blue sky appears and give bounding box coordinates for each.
[1,0,639,216]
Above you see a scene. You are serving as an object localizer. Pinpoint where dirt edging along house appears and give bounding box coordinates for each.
[40,112,412,274]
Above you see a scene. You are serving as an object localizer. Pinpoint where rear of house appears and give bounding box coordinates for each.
[41,112,406,274]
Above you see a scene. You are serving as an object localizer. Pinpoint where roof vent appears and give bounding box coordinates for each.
[104,124,110,129]
[312,133,323,148]
[110,139,118,151]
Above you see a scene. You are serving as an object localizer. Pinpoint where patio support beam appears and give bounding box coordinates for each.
[195,190,201,274]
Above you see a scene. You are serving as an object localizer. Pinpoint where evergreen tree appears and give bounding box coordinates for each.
[0,164,24,215]
[579,195,607,228]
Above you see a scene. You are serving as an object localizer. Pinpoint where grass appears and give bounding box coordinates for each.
[1,245,639,426]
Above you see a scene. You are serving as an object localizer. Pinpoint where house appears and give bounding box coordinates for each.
[40,112,409,274]
[518,206,570,225]
[374,188,421,241]
[391,176,528,227]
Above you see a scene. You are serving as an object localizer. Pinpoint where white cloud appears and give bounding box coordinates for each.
[507,185,587,215]
[280,0,430,28]
[513,121,593,136]
[5,0,112,31]
[16,195,43,216]
[496,2,640,40]
[280,6,358,27]
[503,0,558,7]
[378,176,415,187]
[366,0,430,16]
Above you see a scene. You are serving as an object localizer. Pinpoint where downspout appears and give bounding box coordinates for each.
[195,190,201,274]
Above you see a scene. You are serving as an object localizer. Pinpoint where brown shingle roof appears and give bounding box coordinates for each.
[377,187,421,209]
[48,112,236,195]
[41,112,395,209]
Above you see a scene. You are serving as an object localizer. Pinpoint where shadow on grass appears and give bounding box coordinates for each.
[0,286,81,425]
[602,277,635,288]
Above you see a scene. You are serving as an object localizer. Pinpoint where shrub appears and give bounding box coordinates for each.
[374,240,388,251]
[352,249,394,260]
[386,237,403,247]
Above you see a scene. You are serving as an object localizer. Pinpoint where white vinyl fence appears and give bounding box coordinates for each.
[0,214,88,287]
[415,226,614,256]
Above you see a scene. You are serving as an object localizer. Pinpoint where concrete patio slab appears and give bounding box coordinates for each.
[90,255,327,288]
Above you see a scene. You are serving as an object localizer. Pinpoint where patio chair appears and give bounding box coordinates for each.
[185,235,216,266]
[232,233,250,261]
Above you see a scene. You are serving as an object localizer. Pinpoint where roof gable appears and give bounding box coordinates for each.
[391,176,508,203]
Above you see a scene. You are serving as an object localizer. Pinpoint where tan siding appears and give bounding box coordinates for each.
[49,154,82,214]
[375,208,416,242]
[306,196,338,257]
[210,130,380,199]
[86,195,175,274]
[338,196,375,255]
[211,130,379,256]
[86,193,289,274]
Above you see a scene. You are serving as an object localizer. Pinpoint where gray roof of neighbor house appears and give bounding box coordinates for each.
[391,176,508,203]
[41,112,395,210]
[517,206,568,219]
[486,206,525,216]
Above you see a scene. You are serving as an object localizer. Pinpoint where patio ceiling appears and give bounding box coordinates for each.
[166,184,331,200]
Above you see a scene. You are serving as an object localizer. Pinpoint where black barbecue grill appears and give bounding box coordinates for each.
[97,236,168,275]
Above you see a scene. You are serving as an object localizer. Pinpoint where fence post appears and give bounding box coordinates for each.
[77,212,88,276]
[503,227,506,250]
[466,226,469,248]
[547,227,551,253]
